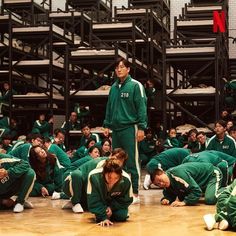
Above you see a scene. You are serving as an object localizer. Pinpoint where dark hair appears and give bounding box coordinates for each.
[111,148,128,165]
[29,146,56,181]
[145,127,153,135]
[188,128,198,137]
[30,133,43,142]
[196,131,205,137]
[43,137,51,143]
[1,134,12,140]
[102,159,122,180]
[115,57,130,68]
[215,119,227,128]
[150,168,164,182]
[54,128,65,136]
[229,125,236,133]
[85,137,96,148]
[88,145,100,155]
[101,138,112,157]
[81,123,91,130]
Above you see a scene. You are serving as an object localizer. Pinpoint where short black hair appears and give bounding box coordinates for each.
[115,57,130,68]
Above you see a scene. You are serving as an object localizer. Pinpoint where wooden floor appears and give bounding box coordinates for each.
[0,188,234,236]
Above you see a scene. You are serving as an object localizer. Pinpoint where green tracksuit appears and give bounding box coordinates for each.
[104,75,147,194]
[63,157,107,207]
[71,145,88,162]
[31,120,52,138]
[7,140,25,153]
[215,179,236,228]
[0,154,35,205]
[163,162,222,205]
[87,168,133,222]
[210,150,236,180]
[164,137,180,149]
[50,138,67,152]
[0,116,17,138]
[139,138,157,166]
[79,133,99,147]
[197,137,210,152]
[47,143,71,171]
[146,148,190,175]
[182,150,230,186]
[8,143,32,162]
[30,161,62,196]
[61,120,81,131]
[206,134,236,158]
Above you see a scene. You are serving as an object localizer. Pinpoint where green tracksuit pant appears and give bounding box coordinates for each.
[112,125,140,194]
[204,168,222,205]
[63,169,87,208]
[0,168,35,204]
[215,181,236,228]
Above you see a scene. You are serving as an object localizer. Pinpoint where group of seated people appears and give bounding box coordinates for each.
[1,110,236,229]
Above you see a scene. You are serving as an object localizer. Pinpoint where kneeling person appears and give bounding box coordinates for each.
[151,162,222,206]
[87,158,133,226]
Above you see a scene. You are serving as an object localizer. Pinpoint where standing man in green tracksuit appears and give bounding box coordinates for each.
[87,158,133,226]
[0,153,35,213]
[144,148,190,190]
[151,162,223,206]
[104,57,147,204]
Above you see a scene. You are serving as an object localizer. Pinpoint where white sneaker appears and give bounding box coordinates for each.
[24,201,34,209]
[13,203,24,213]
[132,196,140,205]
[218,219,229,230]
[51,191,61,200]
[62,201,73,209]
[143,174,152,190]
[72,203,84,213]
[203,214,216,231]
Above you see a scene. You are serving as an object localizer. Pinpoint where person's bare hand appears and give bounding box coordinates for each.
[170,201,186,207]
[41,187,49,197]
[161,199,170,205]
[103,128,110,137]
[97,219,113,227]
[0,168,8,179]
[137,130,145,142]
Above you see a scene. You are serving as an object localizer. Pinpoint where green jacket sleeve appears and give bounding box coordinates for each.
[181,174,202,205]
[103,91,112,129]
[7,159,31,178]
[87,174,108,221]
[54,146,71,170]
[33,180,44,193]
[133,83,147,130]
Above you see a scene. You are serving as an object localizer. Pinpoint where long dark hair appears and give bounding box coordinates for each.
[29,145,56,181]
